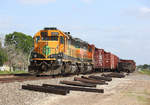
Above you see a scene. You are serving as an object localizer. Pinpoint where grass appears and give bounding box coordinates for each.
[137,96,148,102]
[139,69,150,76]
[125,91,150,105]
[0,70,28,74]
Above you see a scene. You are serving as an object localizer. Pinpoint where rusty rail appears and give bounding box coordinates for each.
[74,77,107,85]
[102,73,125,78]
[22,84,69,95]
[42,84,104,93]
[89,75,112,81]
[60,80,96,87]
[81,76,105,82]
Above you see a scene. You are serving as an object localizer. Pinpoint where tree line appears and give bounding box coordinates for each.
[137,64,150,70]
[0,32,34,71]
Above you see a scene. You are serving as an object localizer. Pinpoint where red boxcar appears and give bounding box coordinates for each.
[104,52,119,71]
[104,52,110,69]
[93,48,105,69]
[93,46,119,72]
[111,53,119,70]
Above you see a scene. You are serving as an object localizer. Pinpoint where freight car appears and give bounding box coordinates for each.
[118,59,136,73]
[93,48,105,72]
[28,27,94,75]
[93,47,119,72]
[28,27,136,75]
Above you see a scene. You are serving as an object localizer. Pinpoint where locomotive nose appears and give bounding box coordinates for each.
[43,45,51,56]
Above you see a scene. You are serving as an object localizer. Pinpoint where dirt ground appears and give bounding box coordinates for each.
[33,72,150,105]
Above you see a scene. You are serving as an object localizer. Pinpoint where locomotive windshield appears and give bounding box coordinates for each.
[42,36,50,40]
[51,36,58,41]
[41,36,58,41]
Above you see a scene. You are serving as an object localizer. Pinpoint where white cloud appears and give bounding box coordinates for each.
[81,0,94,4]
[18,0,56,5]
[139,7,150,14]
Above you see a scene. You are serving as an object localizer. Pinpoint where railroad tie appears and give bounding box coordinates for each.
[81,76,106,82]
[74,77,108,85]
[88,75,112,81]
[60,80,97,87]
[42,84,104,93]
[22,84,69,95]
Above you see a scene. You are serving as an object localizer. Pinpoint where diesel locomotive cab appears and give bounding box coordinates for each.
[29,27,65,74]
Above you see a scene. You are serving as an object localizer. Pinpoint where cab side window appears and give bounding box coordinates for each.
[60,36,64,44]
[89,47,92,52]
[36,36,40,43]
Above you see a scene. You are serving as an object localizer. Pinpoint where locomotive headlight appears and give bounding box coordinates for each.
[57,59,61,62]
[34,53,38,58]
[57,59,62,65]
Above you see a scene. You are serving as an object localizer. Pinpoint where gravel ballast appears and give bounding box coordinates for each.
[0,72,150,105]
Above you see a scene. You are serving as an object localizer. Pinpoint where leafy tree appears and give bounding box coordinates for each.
[137,64,150,70]
[5,32,34,54]
[4,44,28,71]
[143,64,149,69]
[0,40,1,48]
[0,48,8,66]
[0,39,8,66]
[4,32,34,70]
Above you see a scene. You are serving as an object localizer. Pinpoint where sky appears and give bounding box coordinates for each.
[0,0,150,65]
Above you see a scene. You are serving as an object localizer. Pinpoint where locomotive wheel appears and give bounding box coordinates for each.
[73,64,79,75]
[28,66,41,75]
[87,65,93,73]
[83,65,88,74]
[61,64,66,76]
[83,64,87,72]
[78,63,84,74]
[41,64,48,71]
[65,63,72,74]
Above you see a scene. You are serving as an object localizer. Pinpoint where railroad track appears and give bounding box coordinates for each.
[0,73,57,83]
[0,72,76,83]
[0,71,90,83]
[0,72,128,83]
[0,76,54,83]
[0,73,33,76]
[0,73,98,83]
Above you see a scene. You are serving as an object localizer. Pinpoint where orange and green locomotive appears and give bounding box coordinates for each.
[28,27,94,75]
[29,27,136,75]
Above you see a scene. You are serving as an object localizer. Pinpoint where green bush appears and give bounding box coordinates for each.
[139,69,150,76]
[0,70,28,74]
